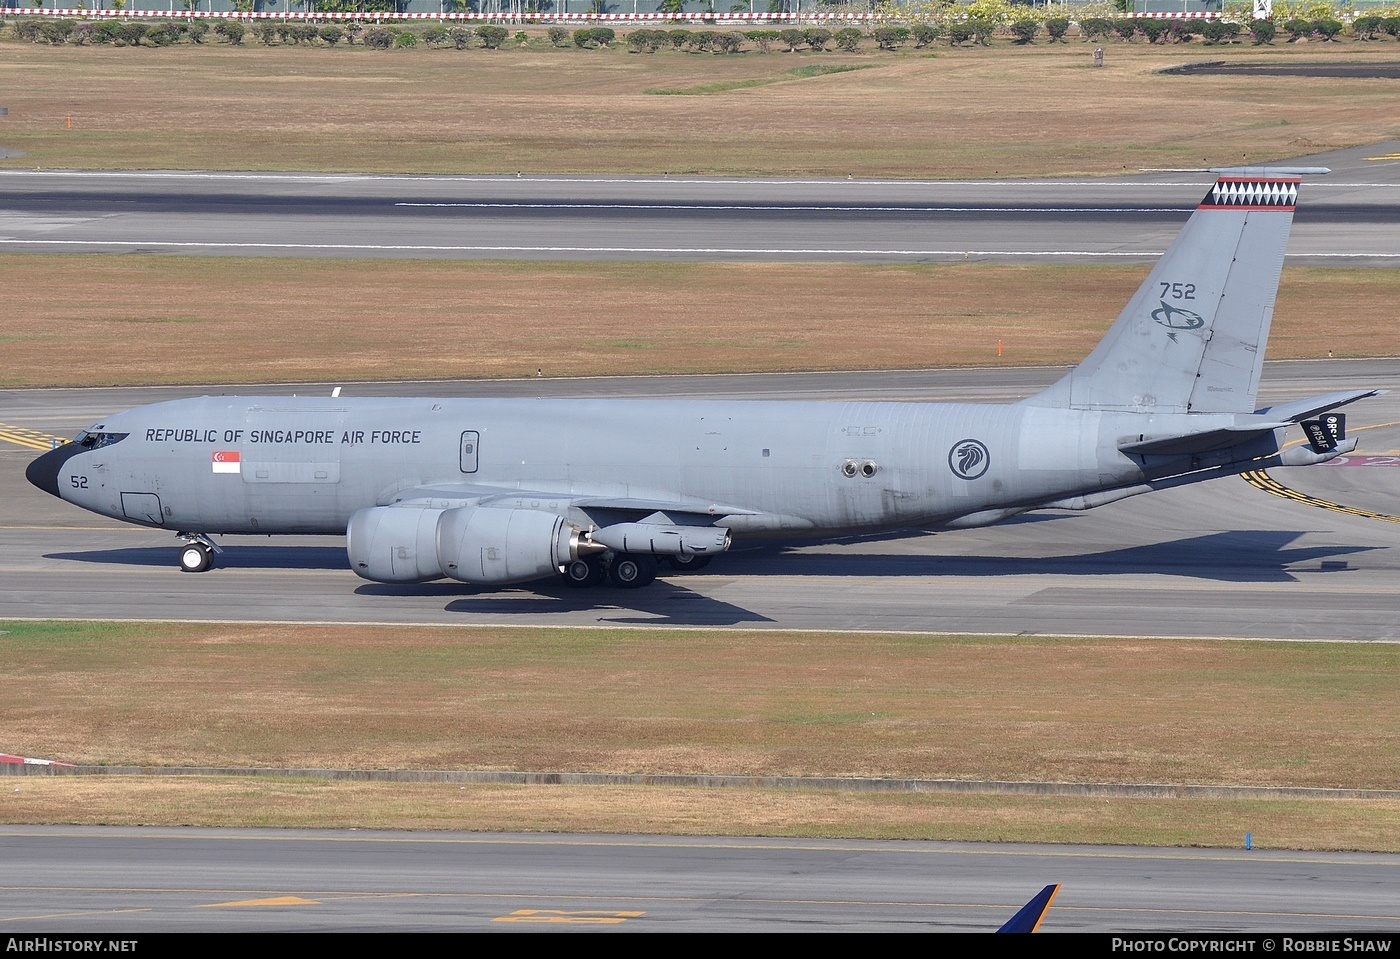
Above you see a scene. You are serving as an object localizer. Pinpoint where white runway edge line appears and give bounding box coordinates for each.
[0,615,1389,644]
[0,171,1220,187]
[0,238,1396,259]
[7,170,1397,190]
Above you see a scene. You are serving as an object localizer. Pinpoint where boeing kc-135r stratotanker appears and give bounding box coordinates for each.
[26,172,1382,591]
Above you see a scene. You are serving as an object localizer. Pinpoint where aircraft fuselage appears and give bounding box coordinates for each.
[42,394,1193,538]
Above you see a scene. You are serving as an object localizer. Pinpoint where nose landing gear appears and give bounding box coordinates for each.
[176,533,221,573]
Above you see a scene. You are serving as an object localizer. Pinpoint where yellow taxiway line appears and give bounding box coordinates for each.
[0,423,68,453]
[1241,469,1400,525]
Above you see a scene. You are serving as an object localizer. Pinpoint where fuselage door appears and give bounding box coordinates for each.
[120,492,164,527]
[460,431,479,474]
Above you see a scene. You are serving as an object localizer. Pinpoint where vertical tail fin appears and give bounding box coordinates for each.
[1026,175,1300,414]
[996,883,1060,933]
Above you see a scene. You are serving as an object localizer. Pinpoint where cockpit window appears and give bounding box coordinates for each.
[74,431,129,450]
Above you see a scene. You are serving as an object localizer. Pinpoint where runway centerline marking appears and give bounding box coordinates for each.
[395,201,1192,214]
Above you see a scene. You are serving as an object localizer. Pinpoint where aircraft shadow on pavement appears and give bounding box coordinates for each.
[355,579,774,626]
[47,530,1376,588]
[731,530,1380,584]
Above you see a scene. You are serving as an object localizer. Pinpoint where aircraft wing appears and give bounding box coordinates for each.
[382,482,760,519]
[571,496,758,516]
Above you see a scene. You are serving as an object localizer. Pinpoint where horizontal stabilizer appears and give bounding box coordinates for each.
[1257,389,1385,424]
[1119,387,1385,458]
[1119,423,1290,457]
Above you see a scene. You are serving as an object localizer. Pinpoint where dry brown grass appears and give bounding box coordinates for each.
[3,620,1397,848]
[5,777,1398,851]
[4,622,1397,788]
[2,257,1397,387]
[0,41,1397,176]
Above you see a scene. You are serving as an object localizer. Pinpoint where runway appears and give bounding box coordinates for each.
[3,360,1398,640]
[1,141,1397,264]
[3,826,1398,933]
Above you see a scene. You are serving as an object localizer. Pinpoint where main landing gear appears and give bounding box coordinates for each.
[562,552,696,590]
[176,533,221,573]
[562,554,608,588]
[607,554,657,589]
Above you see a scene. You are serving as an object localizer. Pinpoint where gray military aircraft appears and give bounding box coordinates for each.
[26,172,1379,591]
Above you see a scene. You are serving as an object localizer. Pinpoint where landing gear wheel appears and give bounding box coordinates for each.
[561,555,608,588]
[608,553,657,589]
[179,542,213,573]
[666,554,712,573]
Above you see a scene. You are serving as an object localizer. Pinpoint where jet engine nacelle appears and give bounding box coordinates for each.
[436,505,582,585]
[587,522,731,556]
[346,506,447,583]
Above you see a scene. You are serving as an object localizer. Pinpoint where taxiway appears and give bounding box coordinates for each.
[3,826,1398,933]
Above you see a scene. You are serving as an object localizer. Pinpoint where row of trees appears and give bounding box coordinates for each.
[8,14,1400,48]
[1081,15,1400,44]
[5,0,1400,20]
[0,18,976,48]
[1,18,591,46]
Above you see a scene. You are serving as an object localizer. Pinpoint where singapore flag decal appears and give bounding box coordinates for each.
[212,450,241,474]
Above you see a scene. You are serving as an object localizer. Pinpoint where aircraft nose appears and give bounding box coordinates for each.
[26,443,81,499]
